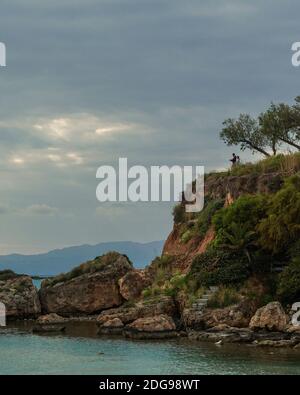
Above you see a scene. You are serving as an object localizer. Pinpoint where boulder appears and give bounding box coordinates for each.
[0,276,41,318]
[97,296,177,326]
[183,302,252,330]
[253,339,298,348]
[102,317,124,328]
[32,325,66,333]
[98,317,124,335]
[36,313,65,324]
[249,302,288,332]
[188,329,253,343]
[124,314,177,339]
[118,270,151,301]
[39,252,132,315]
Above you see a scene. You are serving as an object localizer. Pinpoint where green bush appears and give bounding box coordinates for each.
[212,195,268,263]
[180,229,193,244]
[142,288,152,299]
[196,199,224,237]
[188,249,250,287]
[163,273,187,297]
[229,152,300,176]
[258,175,300,254]
[277,258,300,302]
[213,194,267,240]
[288,239,300,260]
[43,251,128,287]
[206,286,241,308]
[157,255,174,269]
[0,269,19,281]
[173,204,185,224]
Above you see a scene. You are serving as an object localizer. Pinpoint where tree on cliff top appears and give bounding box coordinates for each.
[259,102,300,152]
[220,97,300,157]
[220,114,273,157]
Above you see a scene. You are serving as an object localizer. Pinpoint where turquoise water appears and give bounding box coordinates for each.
[32,279,43,289]
[1,324,300,374]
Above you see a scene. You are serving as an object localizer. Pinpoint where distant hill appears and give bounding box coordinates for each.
[0,241,164,276]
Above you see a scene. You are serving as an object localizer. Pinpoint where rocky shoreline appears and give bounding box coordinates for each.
[4,313,300,350]
[1,255,300,348]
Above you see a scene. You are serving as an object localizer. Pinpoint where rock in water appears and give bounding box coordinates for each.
[249,302,288,332]
[32,325,66,333]
[97,296,177,326]
[0,275,41,318]
[36,313,65,324]
[39,252,132,315]
[98,317,124,335]
[124,314,177,339]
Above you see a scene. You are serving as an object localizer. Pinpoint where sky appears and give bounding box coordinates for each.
[0,0,299,254]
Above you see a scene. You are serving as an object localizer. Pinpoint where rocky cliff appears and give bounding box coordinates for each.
[39,252,137,315]
[162,171,285,273]
[0,272,41,318]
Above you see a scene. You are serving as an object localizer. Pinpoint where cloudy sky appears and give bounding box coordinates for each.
[0,0,299,254]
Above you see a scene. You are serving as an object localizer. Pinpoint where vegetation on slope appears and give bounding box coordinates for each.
[42,252,132,287]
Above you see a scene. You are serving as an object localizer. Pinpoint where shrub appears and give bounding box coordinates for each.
[196,199,224,237]
[277,258,300,303]
[206,286,241,308]
[157,255,174,269]
[163,273,187,297]
[213,194,267,239]
[43,251,127,287]
[188,249,250,287]
[288,239,300,260]
[212,195,268,261]
[180,229,193,244]
[258,175,300,254]
[142,288,152,299]
[229,152,300,176]
[0,269,19,281]
[173,204,185,224]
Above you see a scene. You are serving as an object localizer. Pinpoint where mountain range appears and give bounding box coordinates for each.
[0,241,164,276]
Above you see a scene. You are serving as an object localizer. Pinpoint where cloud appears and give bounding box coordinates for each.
[23,204,59,216]
[0,205,9,215]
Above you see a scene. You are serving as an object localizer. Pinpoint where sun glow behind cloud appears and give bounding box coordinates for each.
[4,113,142,171]
[33,114,137,143]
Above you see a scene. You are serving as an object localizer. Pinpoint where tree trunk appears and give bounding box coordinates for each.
[244,140,270,157]
[278,137,300,150]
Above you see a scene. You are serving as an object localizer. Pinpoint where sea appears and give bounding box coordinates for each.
[0,322,300,375]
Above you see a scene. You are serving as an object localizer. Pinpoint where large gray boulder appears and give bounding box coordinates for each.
[249,302,288,332]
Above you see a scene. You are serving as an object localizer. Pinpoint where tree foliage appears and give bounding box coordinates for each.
[220,97,300,156]
[220,114,271,157]
[258,175,300,254]
[213,194,267,244]
[277,258,300,302]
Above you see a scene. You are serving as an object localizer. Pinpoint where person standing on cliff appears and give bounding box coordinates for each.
[230,153,237,168]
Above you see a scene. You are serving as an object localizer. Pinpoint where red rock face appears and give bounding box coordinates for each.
[162,225,216,273]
